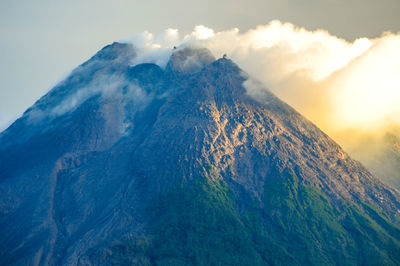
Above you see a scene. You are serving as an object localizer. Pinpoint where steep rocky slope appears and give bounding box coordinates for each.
[1,43,400,265]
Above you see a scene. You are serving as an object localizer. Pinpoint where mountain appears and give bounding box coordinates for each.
[1,43,400,265]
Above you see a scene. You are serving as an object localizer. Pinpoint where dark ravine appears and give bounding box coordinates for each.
[1,43,400,265]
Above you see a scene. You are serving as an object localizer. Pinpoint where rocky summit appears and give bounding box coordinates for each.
[1,43,400,265]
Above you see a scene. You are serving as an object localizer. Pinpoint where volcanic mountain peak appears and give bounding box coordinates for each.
[166,46,216,75]
[1,44,400,265]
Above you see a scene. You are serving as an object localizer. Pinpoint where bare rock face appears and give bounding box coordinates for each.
[1,44,400,265]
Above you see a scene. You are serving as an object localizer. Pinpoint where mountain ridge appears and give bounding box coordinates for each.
[1,43,400,265]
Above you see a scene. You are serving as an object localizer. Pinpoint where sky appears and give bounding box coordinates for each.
[1,0,400,131]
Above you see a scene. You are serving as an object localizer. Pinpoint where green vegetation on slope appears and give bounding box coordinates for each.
[255,174,400,265]
[110,174,400,265]
[147,177,263,265]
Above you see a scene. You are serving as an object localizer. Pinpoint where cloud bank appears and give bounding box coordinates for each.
[121,21,400,135]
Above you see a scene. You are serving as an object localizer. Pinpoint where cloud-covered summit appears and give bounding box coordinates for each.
[2,20,399,136]
[120,20,400,134]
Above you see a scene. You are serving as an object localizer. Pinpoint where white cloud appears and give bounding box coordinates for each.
[119,29,180,68]
[21,21,399,135]
[120,20,400,134]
